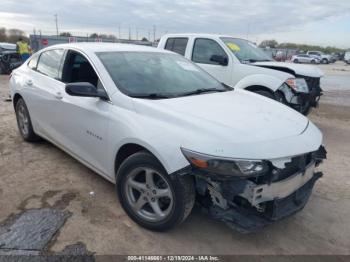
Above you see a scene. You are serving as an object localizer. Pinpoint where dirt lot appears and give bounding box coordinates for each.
[0,62,349,255]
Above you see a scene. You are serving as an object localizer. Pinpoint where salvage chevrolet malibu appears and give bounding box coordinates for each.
[10,43,326,232]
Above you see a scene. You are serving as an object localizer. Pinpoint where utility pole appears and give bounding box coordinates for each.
[148,30,151,41]
[54,14,59,38]
[136,28,138,40]
[153,25,156,42]
[118,25,121,39]
[128,27,131,40]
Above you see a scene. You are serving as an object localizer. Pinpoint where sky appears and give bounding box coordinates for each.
[1,0,350,48]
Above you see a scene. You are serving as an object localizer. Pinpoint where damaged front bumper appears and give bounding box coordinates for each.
[193,146,327,233]
[278,77,323,115]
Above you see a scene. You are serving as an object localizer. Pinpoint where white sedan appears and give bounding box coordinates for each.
[10,43,326,232]
[291,54,320,64]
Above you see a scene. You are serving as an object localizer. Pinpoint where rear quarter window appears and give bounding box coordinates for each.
[27,55,39,70]
[164,38,188,56]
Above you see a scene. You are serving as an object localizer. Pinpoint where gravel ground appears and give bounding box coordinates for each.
[0,62,349,255]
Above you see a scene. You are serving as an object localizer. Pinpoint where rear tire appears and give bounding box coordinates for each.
[15,98,41,142]
[116,151,195,231]
[311,60,316,64]
[322,58,328,64]
[293,59,299,63]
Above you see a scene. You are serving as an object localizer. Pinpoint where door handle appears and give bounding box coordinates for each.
[54,92,63,100]
[26,80,33,86]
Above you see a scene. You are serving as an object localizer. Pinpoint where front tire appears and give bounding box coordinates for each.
[293,59,299,63]
[253,90,276,100]
[15,98,41,142]
[322,58,328,64]
[116,151,195,231]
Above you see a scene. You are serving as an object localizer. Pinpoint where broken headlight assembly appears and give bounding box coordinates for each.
[285,78,309,93]
[181,148,268,177]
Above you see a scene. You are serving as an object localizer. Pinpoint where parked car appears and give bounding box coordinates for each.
[307,51,334,64]
[344,51,350,64]
[10,43,326,233]
[158,34,324,115]
[0,42,22,74]
[291,54,320,64]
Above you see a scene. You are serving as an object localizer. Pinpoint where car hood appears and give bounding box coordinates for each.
[133,89,314,147]
[253,61,324,78]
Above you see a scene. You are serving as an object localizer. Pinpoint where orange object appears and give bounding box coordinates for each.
[189,157,208,168]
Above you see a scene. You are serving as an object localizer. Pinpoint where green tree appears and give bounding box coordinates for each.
[59,32,72,37]
[259,39,278,48]
[0,27,6,42]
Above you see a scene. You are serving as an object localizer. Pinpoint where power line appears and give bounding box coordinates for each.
[54,14,59,38]
[153,25,156,42]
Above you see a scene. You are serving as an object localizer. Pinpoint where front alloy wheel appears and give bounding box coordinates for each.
[117,151,195,231]
[125,167,174,222]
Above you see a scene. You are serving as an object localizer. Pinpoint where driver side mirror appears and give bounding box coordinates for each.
[65,82,109,100]
[210,55,228,66]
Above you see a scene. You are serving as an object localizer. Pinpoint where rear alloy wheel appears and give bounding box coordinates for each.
[311,60,316,64]
[117,151,195,231]
[322,58,328,64]
[293,59,299,63]
[15,98,41,142]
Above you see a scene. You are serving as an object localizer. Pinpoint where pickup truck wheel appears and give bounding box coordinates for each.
[300,101,312,115]
[253,90,275,100]
[15,98,41,142]
[116,151,195,231]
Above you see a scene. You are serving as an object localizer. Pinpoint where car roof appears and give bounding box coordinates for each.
[161,33,246,39]
[44,42,169,53]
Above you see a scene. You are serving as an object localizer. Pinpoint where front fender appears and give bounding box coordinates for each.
[234,74,286,92]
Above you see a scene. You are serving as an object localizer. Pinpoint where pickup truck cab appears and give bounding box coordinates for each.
[158,34,324,115]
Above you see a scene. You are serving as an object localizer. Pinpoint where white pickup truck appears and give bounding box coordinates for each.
[158,34,324,115]
[307,51,333,64]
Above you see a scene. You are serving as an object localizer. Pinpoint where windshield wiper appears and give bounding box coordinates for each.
[178,88,227,97]
[129,93,172,99]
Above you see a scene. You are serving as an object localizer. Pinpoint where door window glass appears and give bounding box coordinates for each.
[192,38,228,65]
[37,49,64,79]
[164,38,188,56]
[62,51,99,88]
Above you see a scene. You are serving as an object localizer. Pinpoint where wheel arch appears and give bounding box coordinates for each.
[13,93,23,109]
[234,74,284,92]
[114,143,168,181]
[244,85,275,94]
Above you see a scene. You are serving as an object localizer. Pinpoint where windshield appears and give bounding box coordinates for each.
[97,52,229,98]
[220,37,273,63]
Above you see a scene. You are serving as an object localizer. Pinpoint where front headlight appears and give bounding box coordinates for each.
[285,78,309,93]
[181,148,268,177]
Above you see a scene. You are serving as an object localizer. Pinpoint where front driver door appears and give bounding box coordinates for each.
[53,50,111,176]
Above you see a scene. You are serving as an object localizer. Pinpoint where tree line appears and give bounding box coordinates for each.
[0,28,29,43]
[259,39,347,54]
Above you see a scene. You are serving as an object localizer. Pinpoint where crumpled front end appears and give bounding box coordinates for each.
[278,76,323,115]
[192,146,327,233]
